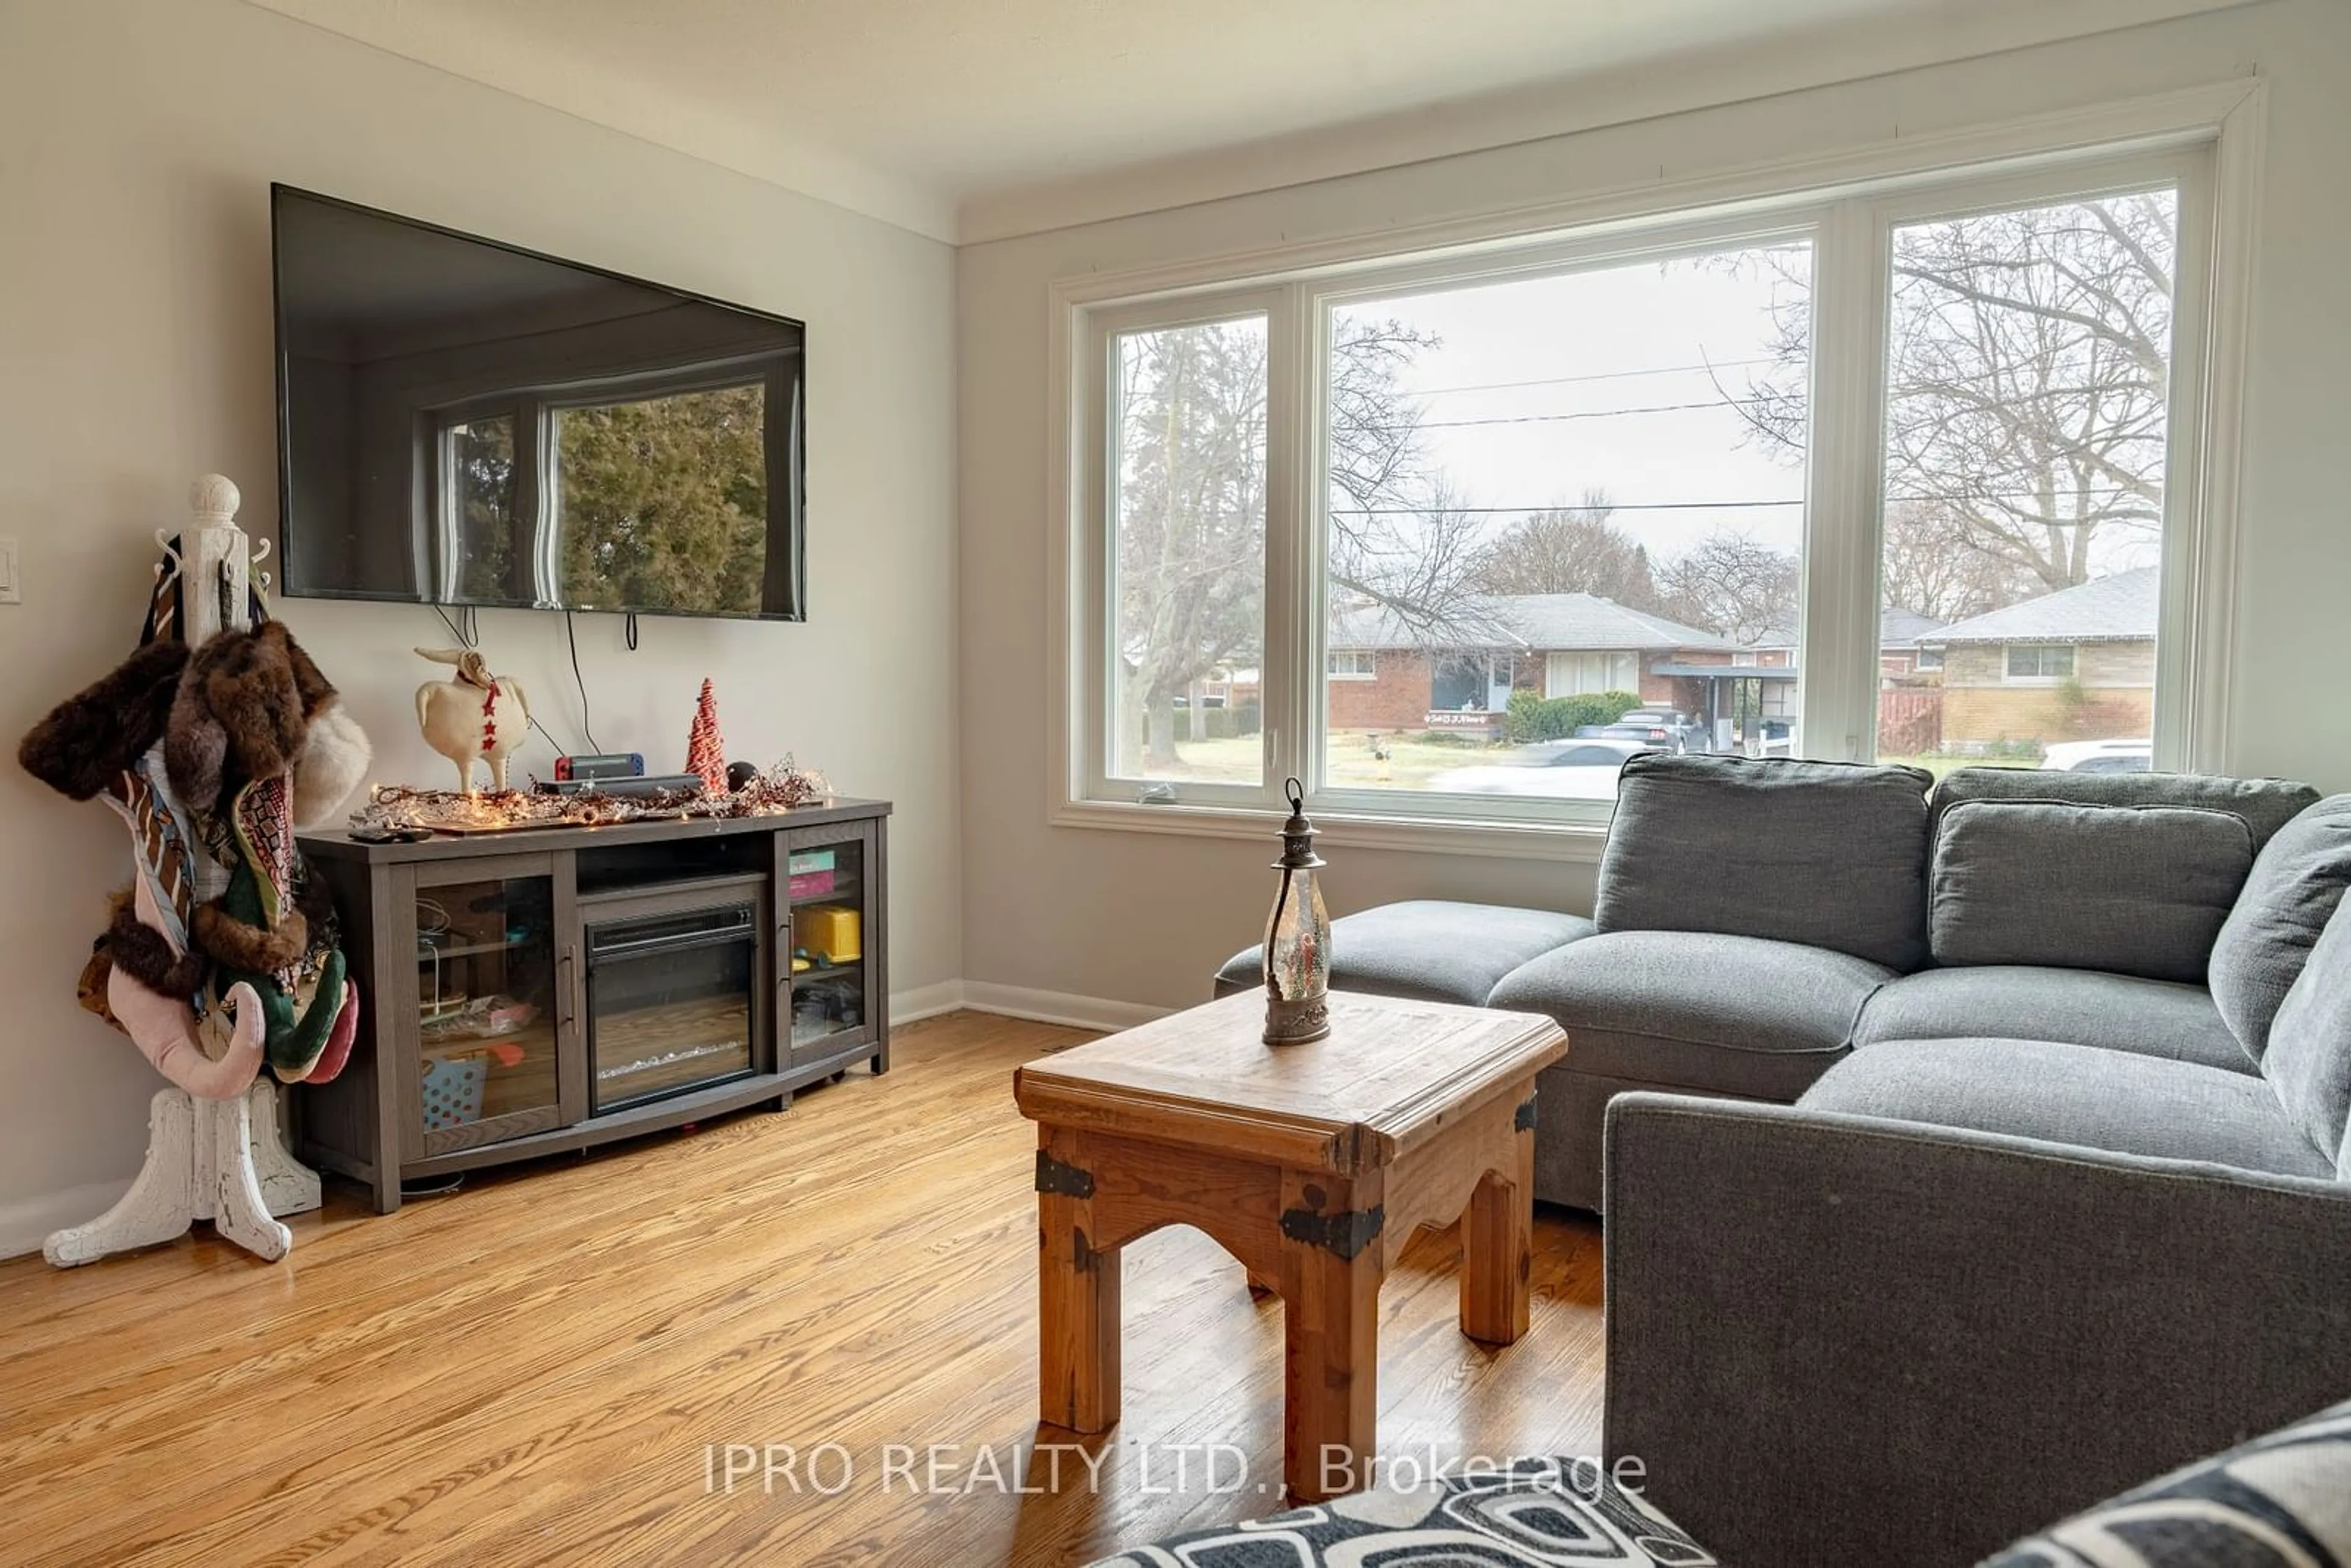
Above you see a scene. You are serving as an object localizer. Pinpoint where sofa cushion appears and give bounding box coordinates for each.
[1929,800,2252,984]
[1798,1037,2334,1178]
[1490,930,1892,1100]
[1595,754,1932,971]
[1210,899,1593,1008]
[1932,765,2320,850]
[2264,896,2351,1168]
[1854,966,2252,1075]
[1980,1398,2351,1568]
[1082,1457,1717,1568]
[2210,795,2351,1060]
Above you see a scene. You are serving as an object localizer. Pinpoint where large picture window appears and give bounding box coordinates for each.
[1318,239,1811,802]
[1063,133,2226,838]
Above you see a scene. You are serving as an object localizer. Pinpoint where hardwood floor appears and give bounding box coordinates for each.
[0,1012,1605,1567]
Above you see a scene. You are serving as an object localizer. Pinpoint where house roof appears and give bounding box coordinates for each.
[1328,593,1736,654]
[1752,605,1946,652]
[1929,567,2159,645]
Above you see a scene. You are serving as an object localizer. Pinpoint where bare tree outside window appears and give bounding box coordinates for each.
[1109,317,1269,780]
[1883,193,2175,596]
[1109,312,1488,781]
[1653,533,1802,648]
[1727,189,2180,773]
[1471,493,1658,604]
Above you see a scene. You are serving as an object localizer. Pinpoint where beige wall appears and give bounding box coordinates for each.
[1942,640,2158,748]
[958,0,2351,1013]
[0,0,958,1248]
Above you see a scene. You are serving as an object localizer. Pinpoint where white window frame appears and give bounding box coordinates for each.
[2004,643,2080,684]
[1545,653,1640,699]
[1326,650,1378,681]
[1047,81,2263,861]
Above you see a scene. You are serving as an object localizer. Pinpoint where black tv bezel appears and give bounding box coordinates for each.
[269,182,808,624]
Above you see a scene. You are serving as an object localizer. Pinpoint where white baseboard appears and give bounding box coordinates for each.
[889,980,969,1024]
[0,1177,133,1262]
[891,978,1172,1033]
[1,981,1166,1259]
[954,981,1172,1033]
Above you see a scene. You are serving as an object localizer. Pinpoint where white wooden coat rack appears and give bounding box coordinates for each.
[44,476,323,1266]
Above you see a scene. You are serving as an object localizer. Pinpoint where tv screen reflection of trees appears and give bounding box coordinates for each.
[273,185,806,621]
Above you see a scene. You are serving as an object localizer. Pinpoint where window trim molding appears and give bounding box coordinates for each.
[1046,78,2265,852]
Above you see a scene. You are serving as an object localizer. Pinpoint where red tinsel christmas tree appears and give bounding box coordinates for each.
[685,678,726,793]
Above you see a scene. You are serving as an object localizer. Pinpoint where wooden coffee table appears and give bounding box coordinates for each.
[1012,989,1569,1502]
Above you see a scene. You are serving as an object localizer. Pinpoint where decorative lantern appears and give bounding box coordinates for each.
[1262,777,1332,1045]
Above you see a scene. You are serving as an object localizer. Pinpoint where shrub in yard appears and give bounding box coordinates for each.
[1201,702,1261,740]
[1502,689,1643,743]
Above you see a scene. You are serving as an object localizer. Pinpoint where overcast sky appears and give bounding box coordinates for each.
[1337,244,1812,568]
[1344,225,2167,585]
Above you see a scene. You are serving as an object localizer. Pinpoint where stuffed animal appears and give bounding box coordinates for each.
[414,647,530,795]
[101,874,269,1100]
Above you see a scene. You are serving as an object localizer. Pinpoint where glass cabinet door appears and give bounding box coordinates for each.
[781,825,876,1067]
[406,858,572,1154]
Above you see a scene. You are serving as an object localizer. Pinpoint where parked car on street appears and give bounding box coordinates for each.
[2040,738,2153,773]
[1597,709,1708,754]
[1431,737,1660,798]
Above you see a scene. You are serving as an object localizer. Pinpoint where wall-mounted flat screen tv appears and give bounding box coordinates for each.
[272,185,806,621]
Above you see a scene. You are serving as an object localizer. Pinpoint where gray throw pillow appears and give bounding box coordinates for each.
[1930,800,2253,984]
[1933,766,2320,850]
[2265,895,2351,1166]
[1596,754,1932,972]
[2210,795,2351,1060]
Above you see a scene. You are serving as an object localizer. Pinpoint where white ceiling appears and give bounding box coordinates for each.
[250,0,2253,244]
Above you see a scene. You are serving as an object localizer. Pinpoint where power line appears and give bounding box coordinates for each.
[1330,486,2151,516]
[1332,500,1803,514]
[1404,357,1778,397]
[1370,396,1776,432]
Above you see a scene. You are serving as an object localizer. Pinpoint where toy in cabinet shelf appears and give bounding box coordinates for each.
[787,847,836,900]
[792,905,861,966]
[421,1056,489,1130]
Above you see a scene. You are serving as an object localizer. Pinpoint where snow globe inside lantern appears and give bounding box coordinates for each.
[1261,778,1332,1046]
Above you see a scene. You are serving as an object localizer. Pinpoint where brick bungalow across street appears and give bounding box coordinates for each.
[1925,566,2158,751]
[1325,593,1751,737]
[1751,606,1952,684]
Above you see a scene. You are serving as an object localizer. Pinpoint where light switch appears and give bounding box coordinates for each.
[0,538,17,604]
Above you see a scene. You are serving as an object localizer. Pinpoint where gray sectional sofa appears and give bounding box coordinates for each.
[1215,756,2339,1209]
[1215,753,2351,1566]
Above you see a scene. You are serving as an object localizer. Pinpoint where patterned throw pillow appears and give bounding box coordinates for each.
[1086,1457,1715,1567]
[1981,1400,2351,1567]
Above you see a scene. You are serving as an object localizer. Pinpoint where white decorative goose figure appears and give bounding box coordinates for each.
[414,647,530,795]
